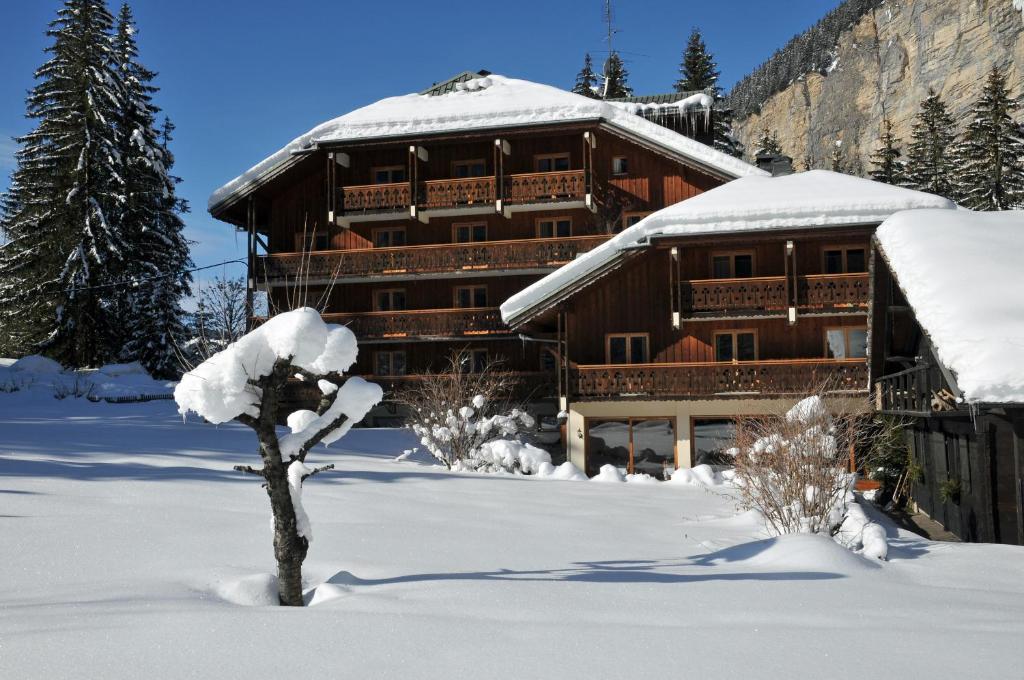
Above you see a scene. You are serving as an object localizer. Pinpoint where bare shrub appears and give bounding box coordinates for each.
[730,386,878,536]
[399,352,534,470]
[52,375,97,400]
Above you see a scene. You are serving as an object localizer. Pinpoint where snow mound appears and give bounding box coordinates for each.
[669,464,730,487]
[876,209,1024,403]
[706,533,881,574]
[836,499,888,560]
[217,573,279,606]
[11,355,64,374]
[473,439,552,475]
[538,461,588,481]
[591,464,625,483]
[96,362,147,377]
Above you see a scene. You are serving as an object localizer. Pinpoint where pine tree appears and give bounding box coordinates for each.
[868,119,906,185]
[954,67,1024,210]
[571,53,600,99]
[601,52,632,99]
[111,5,192,377]
[0,0,126,366]
[904,89,957,199]
[753,128,784,157]
[675,28,720,94]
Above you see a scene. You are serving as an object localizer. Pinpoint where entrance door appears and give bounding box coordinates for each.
[585,418,676,479]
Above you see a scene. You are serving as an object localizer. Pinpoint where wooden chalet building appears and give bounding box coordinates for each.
[872,209,1024,545]
[207,72,762,422]
[501,171,954,478]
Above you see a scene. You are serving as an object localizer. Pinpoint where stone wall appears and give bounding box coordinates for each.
[733,0,1024,173]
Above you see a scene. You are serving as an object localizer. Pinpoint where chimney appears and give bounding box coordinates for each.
[756,153,794,176]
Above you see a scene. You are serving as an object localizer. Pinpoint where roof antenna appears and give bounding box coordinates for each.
[602,0,616,99]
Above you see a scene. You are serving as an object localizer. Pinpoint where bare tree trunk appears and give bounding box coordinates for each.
[265,463,308,606]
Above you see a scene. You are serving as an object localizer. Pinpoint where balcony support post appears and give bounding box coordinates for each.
[670,246,681,330]
[494,139,511,218]
[583,131,597,213]
[785,240,798,326]
[245,196,255,331]
[408,145,429,224]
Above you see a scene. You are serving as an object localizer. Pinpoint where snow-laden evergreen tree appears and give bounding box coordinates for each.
[904,89,958,200]
[673,27,743,158]
[675,28,720,92]
[571,53,600,99]
[0,0,126,366]
[753,128,784,157]
[954,67,1024,210]
[868,119,906,185]
[600,52,632,99]
[111,4,191,377]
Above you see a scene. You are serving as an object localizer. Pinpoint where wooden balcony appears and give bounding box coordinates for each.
[323,307,509,340]
[257,235,609,284]
[571,358,868,400]
[681,273,869,318]
[282,371,556,406]
[334,170,587,221]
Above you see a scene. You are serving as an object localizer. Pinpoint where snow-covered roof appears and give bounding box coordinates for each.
[875,209,1024,404]
[500,171,956,325]
[208,75,764,212]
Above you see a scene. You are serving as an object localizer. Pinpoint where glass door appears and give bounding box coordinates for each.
[586,418,676,479]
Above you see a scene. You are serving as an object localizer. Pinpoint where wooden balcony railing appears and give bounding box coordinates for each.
[282,371,556,405]
[572,358,868,399]
[342,182,410,213]
[504,170,586,204]
[335,170,587,216]
[323,307,508,339]
[258,235,610,282]
[682,273,869,316]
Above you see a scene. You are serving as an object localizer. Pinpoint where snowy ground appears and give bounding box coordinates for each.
[2,394,1024,679]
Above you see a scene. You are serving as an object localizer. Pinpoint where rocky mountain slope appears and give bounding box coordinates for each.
[731,0,1024,173]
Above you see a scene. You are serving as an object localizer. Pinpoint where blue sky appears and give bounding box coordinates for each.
[0,0,834,291]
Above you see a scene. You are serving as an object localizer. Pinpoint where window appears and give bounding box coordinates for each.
[710,251,755,279]
[373,227,406,248]
[691,418,739,466]
[372,165,406,184]
[374,350,406,376]
[714,330,757,362]
[620,212,651,230]
[294,231,329,252]
[606,333,649,364]
[452,159,487,178]
[823,246,867,274]
[612,156,629,175]
[374,288,406,312]
[459,349,489,373]
[540,349,558,372]
[453,222,487,243]
[454,285,487,308]
[536,217,572,238]
[534,153,570,172]
[825,326,868,359]
[586,417,676,479]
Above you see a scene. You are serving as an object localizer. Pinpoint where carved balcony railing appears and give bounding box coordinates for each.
[504,170,586,204]
[322,307,508,339]
[257,235,610,283]
[342,182,410,213]
[421,176,495,209]
[571,358,869,399]
[682,273,869,317]
[282,371,556,406]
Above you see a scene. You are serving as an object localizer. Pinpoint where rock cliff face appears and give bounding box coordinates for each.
[733,0,1024,173]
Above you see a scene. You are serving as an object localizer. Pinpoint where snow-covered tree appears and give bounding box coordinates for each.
[600,52,632,99]
[675,28,720,93]
[571,53,600,99]
[753,127,784,157]
[401,352,535,470]
[868,119,906,185]
[174,308,383,606]
[0,0,126,366]
[953,67,1024,210]
[904,89,958,200]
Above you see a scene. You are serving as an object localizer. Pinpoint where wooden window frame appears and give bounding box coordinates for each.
[709,250,757,278]
[713,329,759,363]
[371,165,406,184]
[453,284,488,309]
[458,348,489,374]
[451,158,487,178]
[611,156,629,176]
[821,244,868,274]
[372,226,406,248]
[535,216,573,239]
[452,221,488,243]
[540,347,558,372]
[294,231,329,252]
[373,350,407,377]
[823,325,868,359]
[621,211,651,230]
[604,332,650,365]
[533,152,571,172]
[584,416,678,476]
[373,287,407,312]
